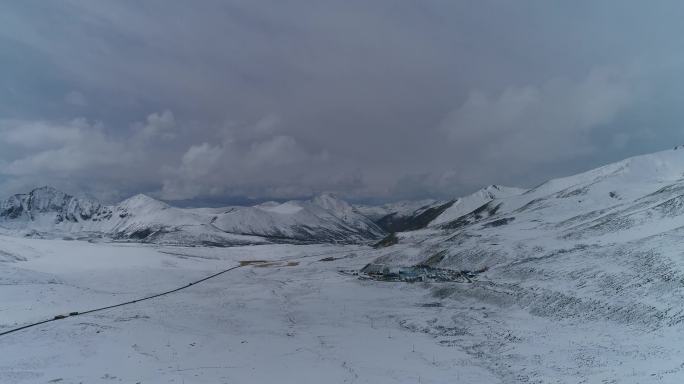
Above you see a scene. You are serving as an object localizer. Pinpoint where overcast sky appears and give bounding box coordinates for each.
[1,1,684,205]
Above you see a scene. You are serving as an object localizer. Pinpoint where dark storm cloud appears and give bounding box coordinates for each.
[1,1,684,203]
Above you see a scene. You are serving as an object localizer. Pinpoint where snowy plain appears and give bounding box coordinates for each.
[2,235,683,383]
[0,236,497,384]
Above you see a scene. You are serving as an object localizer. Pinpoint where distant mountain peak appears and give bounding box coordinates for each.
[29,185,62,194]
[118,193,169,211]
[0,185,109,223]
[428,184,525,227]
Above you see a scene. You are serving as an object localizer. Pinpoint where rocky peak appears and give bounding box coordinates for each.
[0,186,109,222]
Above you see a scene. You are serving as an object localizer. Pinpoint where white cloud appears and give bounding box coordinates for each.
[160,128,332,201]
[3,2,684,202]
[0,112,180,201]
[0,118,129,176]
[437,68,635,186]
[159,143,223,200]
[246,135,303,167]
[0,111,342,202]
[1,119,87,149]
[133,110,176,142]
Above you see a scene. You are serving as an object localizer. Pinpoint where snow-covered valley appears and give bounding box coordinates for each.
[2,235,683,383]
[6,148,684,382]
[0,237,499,383]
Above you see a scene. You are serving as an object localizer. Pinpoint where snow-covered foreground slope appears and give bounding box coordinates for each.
[0,189,383,245]
[0,236,497,383]
[3,233,684,383]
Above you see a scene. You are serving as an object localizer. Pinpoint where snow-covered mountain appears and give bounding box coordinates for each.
[366,147,684,338]
[354,199,442,221]
[353,185,525,234]
[0,186,111,225]
[372,148,684,266]
[204,192,383,242]
[427,184,526,227]
[0,187,384,245]
[355,199,454,233]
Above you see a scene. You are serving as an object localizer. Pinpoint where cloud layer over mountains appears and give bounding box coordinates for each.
[2,1,684,203]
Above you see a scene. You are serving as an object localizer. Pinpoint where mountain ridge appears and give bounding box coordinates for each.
[7,148,684,248]
[367,147,684,291]
[0,187,384,245]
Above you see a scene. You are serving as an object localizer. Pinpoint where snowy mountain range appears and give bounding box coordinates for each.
[8,147,684,256]
[0,188,384,245]
[0,182,529,246]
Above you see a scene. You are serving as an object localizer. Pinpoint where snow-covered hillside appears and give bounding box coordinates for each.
[355,199,455,233]
[363,147,684,381]
[208,192,384,243]
[373,148,684,269]
[355,199,442,221]
[427,184,526,226]
[0,187,383,245]
[354,185,525,234]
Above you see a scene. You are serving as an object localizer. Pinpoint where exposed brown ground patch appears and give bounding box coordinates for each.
[239,260,270,266]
